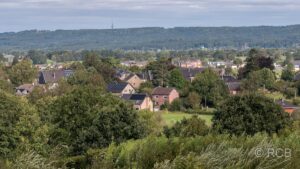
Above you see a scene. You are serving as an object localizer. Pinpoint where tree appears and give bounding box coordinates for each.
[0,65,13,93]
[12,56,19,66]
[241,68,276,91]
[8,60,38,86]
[0,53,6,62]
[291,110,300,121]
[185,92,201,109]
[168,68,186,90]
[192,68,229,106]
[213,94,291,135]
[27,50,47,64]
[0,91,41,158]
[139,81,154,95]
[168,98,184,111]
[233,58,243,66]
[281,63,295,81]
[83,52,116,83]
[146,57,175,87]
[239,49,274,78]
[138,110,163,136]
[49,87,145,155]
[164,116,209,137]
[67,68,106,88]
[28,86,46,104]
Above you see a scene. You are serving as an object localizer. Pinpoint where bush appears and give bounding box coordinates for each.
[168,99,184,112]
[291,110,300,121]
[164,116,209,138]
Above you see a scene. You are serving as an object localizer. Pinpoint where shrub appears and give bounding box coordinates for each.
[164,116,209,138]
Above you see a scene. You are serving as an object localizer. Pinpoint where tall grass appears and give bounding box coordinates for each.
[90,132,300,169]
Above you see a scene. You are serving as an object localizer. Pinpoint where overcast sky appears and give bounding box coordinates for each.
[1,0,300,32]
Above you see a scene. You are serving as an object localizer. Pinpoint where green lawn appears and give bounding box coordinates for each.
[160,111,213,127]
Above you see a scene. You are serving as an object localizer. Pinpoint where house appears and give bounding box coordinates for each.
[122,93,154,111]
[277,99,299,115]
[221,75,239,83]
[152,87,179,109]
[16,84,35,96]
[177,59,202,68]
[226,82,241,95]
[180,68,206,82]
[38,69,74,89]
[115,69,131,81]
[120,61,148,68]
[124,74,145,89]
[221,75,241,95]
[107,82,136,96]
[207,61,226,68]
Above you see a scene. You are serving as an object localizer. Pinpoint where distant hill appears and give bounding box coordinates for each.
[1,25,300,50]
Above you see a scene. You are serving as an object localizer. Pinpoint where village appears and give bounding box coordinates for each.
[2,50,300,116]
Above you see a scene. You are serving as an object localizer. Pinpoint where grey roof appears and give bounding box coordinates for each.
[221,75,238,83]
[179,68,206,80]
[107,82,130,93]
[226,82,241,91]
[115,69,130,78]
[122,93,147,105]
[39,69,74,84]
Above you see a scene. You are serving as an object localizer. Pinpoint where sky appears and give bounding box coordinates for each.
[0,0,300,32]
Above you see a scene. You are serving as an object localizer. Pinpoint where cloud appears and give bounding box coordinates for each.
[0,0,300,32]
[0,0,300,10]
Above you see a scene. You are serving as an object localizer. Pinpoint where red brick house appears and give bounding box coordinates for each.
[152,87,179,109]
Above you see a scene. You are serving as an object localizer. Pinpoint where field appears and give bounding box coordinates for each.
[160,111,213,126]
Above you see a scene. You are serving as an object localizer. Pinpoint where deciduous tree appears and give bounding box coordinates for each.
[213,94,291,135]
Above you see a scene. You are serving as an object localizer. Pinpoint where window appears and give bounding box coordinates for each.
[163,96,167,99]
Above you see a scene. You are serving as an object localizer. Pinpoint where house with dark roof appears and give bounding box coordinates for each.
[15,84,35,96]
[107,82,135,96]
[179,68,206,82]
[277,99,299,115]
[220,75,241,95]
[151,87,179,109]
[115,69,131,81]
[221,75,239,83]
[122,93,153,111]
[226,82,241,95]
[38,69,74,89]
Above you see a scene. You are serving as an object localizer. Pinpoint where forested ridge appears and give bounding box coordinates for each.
[1,25,300,50]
